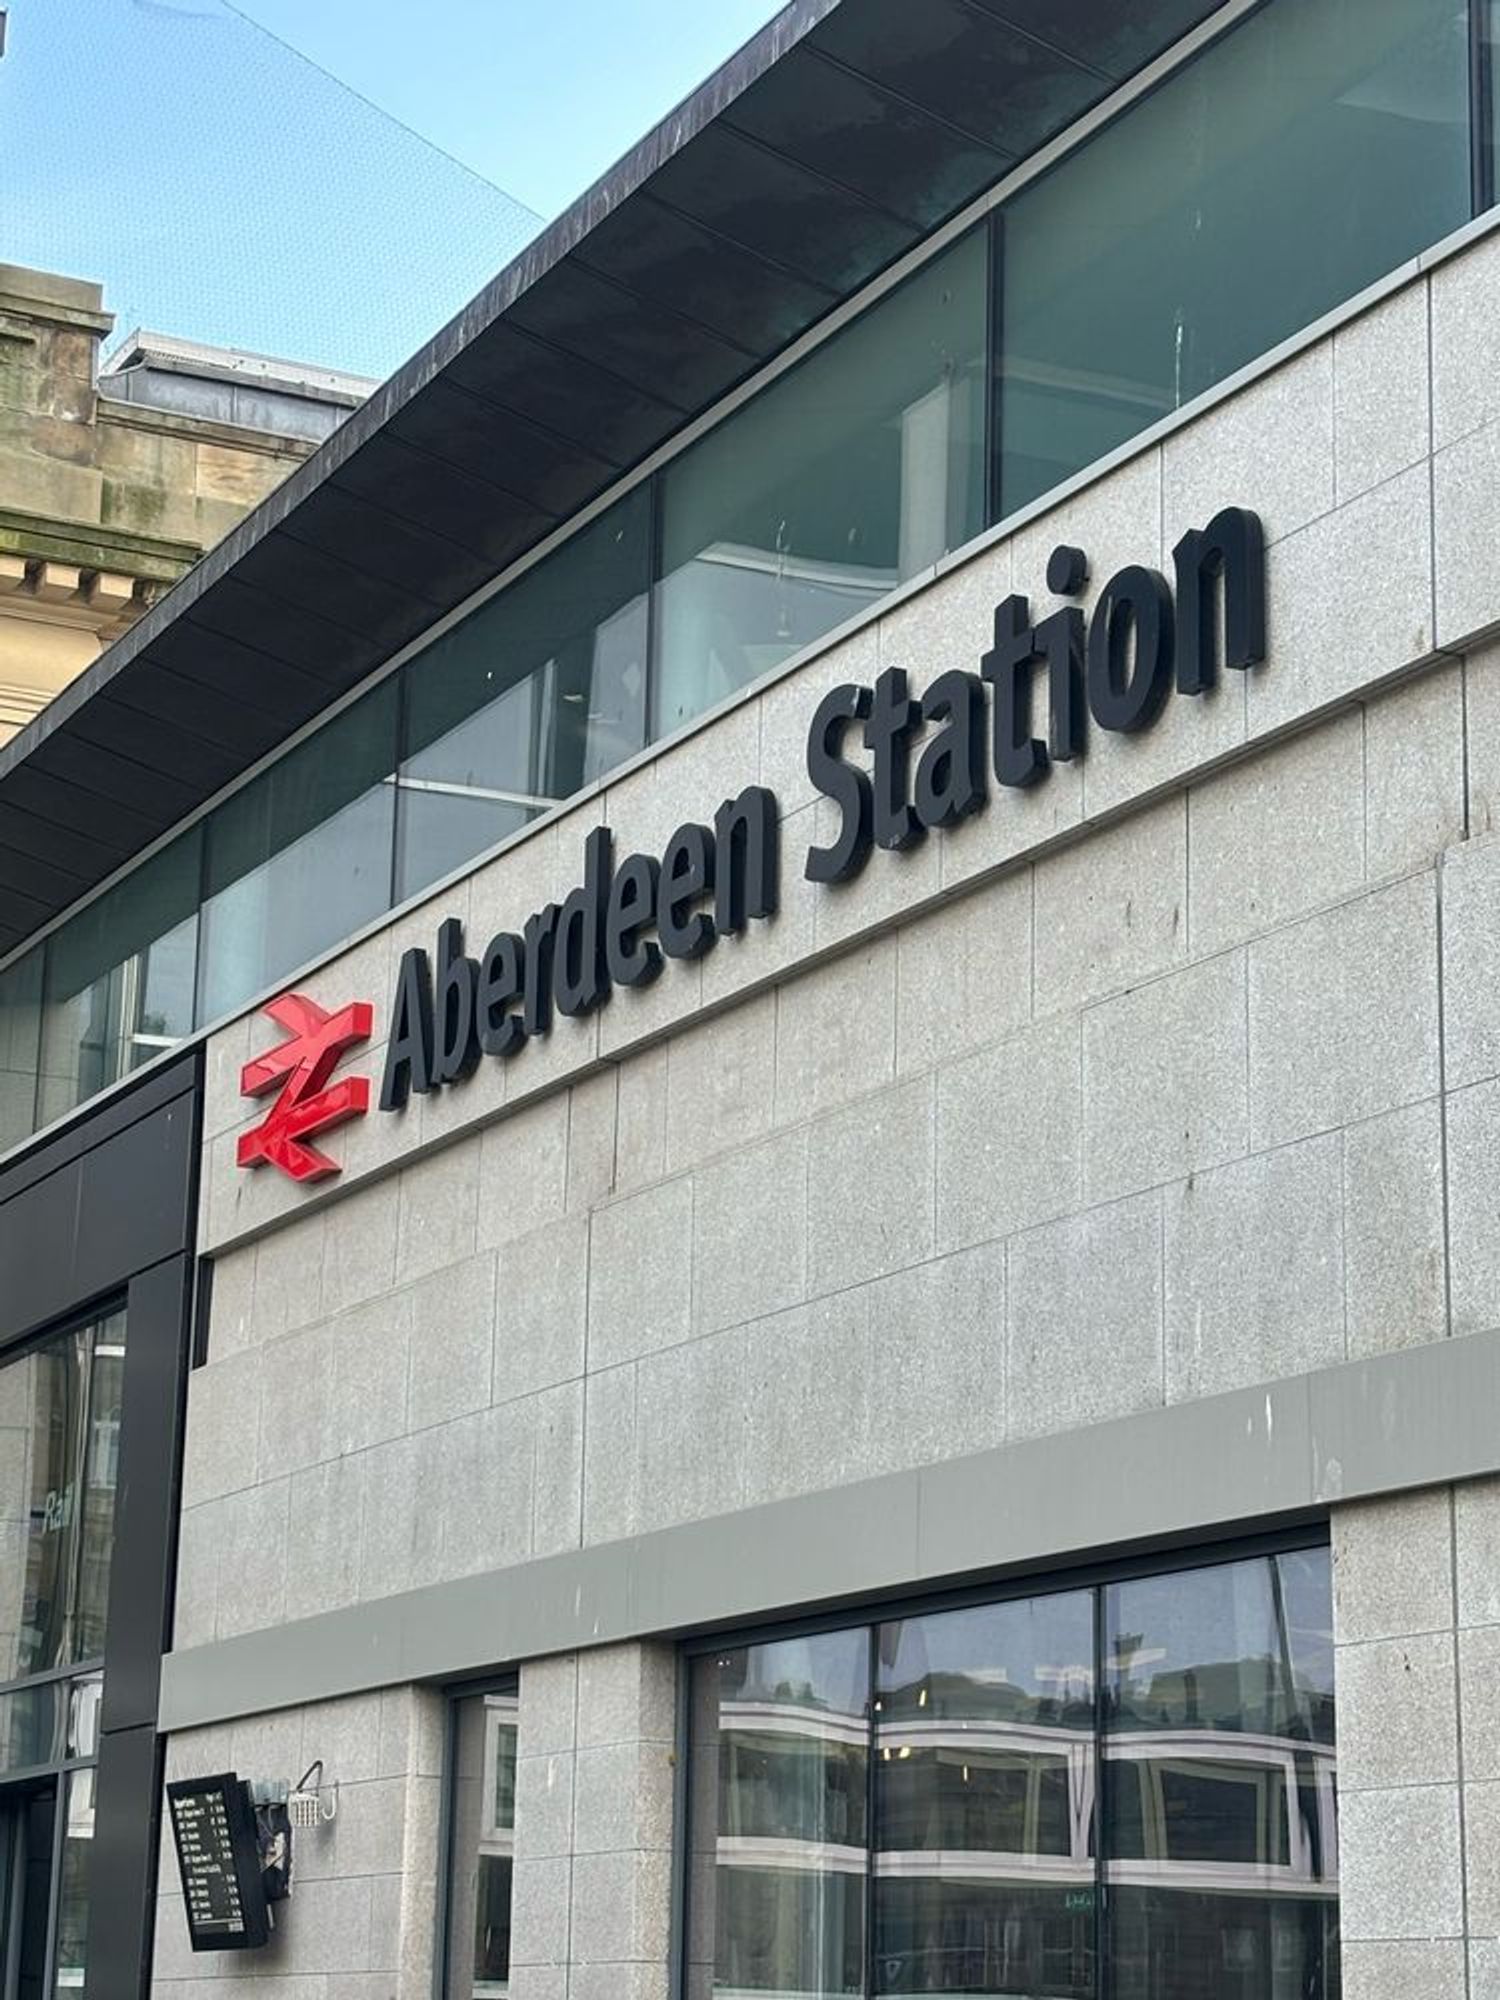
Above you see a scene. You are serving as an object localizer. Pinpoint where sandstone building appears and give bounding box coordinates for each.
[0,262,371,744]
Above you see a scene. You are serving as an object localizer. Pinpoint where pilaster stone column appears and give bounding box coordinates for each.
[510,1642,678,2000]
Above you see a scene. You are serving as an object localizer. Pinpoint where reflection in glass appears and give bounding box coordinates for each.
[0,951,40,1153]
[0,1310,127,1684]
[397,494,650,903]
[0,1681,65,1775]
[198,680,398,1026]
[1104,1551,1338,2000]
[689,1630,870,1998]
[687,1550,1337,2000]
[655,231,986,738]
[998,0,1471,515]
[51,1765,93,1998]
[874,1593,1096,1997]
[66,1673,101,1763]
[35,834,200,1128]
[445,1690,518,2000]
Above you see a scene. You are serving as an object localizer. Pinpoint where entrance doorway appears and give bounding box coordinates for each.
[0,1784,59,2000]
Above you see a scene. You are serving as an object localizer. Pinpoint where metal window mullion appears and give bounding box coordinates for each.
[0,1754,96,1792]
[39,1772,66,2000]
[61,1330,96,1677]
[645,472,666,750]
[431,1691,461,2000]
[0,1663,103,1704]
[189,800,213,1033]
[985,207,1006,531]
[3,1806,23,2000]
[1473,0,1496,217]
[1093,1585,1108,2000]
[390,659,412,913]
[668,1653,691,2000]
[863,1624,878,2000]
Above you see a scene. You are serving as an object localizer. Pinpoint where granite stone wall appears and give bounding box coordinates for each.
[157,220,1500,2000]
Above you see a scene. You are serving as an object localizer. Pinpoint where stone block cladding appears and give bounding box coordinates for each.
[160,225,1500,1999]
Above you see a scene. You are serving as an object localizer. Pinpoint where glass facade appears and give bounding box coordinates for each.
[0,1310,126,1694]
[35,836,199,1133]
[397,491,652,903]
[444,1688,519,2000]
[687,1548,1337,2000]
[0,0,1492,1148]
[198,681,398,1023]
[997,0,1472,515]
[0,1308,126,2000]
[655,232,987,736]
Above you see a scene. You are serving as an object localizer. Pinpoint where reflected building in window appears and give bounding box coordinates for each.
[445,1688,519,2000]
[688,1550,1337,2000]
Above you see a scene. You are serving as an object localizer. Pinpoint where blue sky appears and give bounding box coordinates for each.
[0,0,783,378]
[224,0,786,219]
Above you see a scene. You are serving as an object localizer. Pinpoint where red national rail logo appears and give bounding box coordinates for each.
[237,993,374,1184]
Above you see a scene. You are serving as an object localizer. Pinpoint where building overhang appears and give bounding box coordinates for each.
[0,0,1223,958]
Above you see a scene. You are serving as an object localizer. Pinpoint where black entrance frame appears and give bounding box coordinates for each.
[672,1521,1336,2000]
[0,1050,202,2000]
[433,1672,522,2000]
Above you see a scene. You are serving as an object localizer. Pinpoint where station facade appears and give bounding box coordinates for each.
[3,1,1500,1997]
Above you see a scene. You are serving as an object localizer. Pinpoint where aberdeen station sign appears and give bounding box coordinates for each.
[239,509,1265,1183]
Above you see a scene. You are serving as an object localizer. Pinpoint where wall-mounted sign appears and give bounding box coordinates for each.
[237,507,1265,1174]
[167,1773,271,1951]
[238,992,374,1183]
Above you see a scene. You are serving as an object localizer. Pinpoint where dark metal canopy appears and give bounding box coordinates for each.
[0,0,1221,957]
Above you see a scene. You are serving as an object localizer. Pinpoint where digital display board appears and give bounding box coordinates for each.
[166,1773,270,1951]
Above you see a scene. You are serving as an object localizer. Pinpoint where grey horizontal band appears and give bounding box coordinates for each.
[159,1329,1500,1733]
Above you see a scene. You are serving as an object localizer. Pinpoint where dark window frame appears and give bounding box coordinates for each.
[435,1673,521,2000]
[675,1522,1335,2000]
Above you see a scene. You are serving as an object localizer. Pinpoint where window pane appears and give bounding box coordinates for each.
[74,1316,126,1664]
[999,0,1471,516]
[688,1630,870,2000]
[67,1674,102,1762]
[0,950,40,1153]
[873,1593,1096,1999]
[51,1765,94,2000]
[0,1311,126,1682]
[1103,1552,1338,2000]
[397,495,650,903]
[445,1690,517,2000]
[656,231,986,738]
[198,680,397,1024]
[35,833,200,1128]
[0,1683,66,1775]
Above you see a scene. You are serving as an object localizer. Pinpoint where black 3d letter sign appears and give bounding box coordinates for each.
[380,509,1265,1113]
[807,507,1265,883]
[383,788,780,1110]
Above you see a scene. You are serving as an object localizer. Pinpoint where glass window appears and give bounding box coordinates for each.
[34,834,199,1129]
[51,1766,93,1999]
[875,1593,1096,1997]
[396,492,650,903]
[0,950,40,1154]
[998,0,1472,516]
[688,1630,870,2000]
[1104,1551,1338,2000]
[0,1309,128,1684]
[445,1688,518,2000]
[687,1548,1337,1999]
[655,231,987,738]
[0,1308,122,2000]
[198,679,398,1025]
